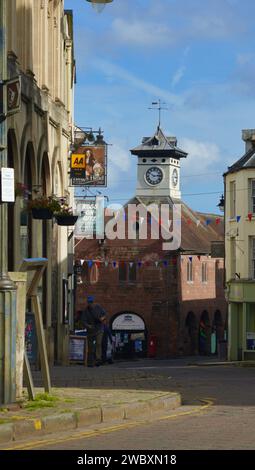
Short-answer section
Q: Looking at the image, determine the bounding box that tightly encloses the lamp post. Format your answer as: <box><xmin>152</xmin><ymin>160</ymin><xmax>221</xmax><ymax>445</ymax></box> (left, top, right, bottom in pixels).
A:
<box><xmin>0</xmin><ymin>0</ymin><xmax>17</xmax><ymax>405</ymax></box>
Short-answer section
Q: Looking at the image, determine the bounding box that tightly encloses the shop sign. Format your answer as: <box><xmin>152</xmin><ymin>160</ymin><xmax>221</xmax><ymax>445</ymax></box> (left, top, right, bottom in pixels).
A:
<box><xmin>112</xmin><ymin>313</ymin><xmax>145</xmax><ymax>331</ymax></box>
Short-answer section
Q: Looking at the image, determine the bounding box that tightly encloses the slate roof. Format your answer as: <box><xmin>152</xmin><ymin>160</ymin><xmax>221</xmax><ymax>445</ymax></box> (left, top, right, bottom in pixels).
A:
<box><xmin>130</xmin><ymin>126</ymin><xmax>187</xmax><ymax>159</ymax></box>
<box><xmin>225</xmin><ymin>146</ymin><xmax>255</xmax><ymax>175</ymax></box>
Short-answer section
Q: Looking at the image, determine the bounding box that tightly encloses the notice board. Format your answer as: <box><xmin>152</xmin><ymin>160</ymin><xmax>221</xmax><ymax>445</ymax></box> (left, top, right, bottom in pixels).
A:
<box><xmin>69</xmin><ymin>335</ymin><xmax>87</xmax><ymax>365</ymax></box>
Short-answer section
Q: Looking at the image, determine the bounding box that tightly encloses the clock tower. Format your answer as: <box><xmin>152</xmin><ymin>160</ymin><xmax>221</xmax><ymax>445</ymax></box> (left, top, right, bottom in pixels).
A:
<box><xmin>130</xmin><ymin>126</ymin><xmax>187</xmax><ymax>200</ymax></box>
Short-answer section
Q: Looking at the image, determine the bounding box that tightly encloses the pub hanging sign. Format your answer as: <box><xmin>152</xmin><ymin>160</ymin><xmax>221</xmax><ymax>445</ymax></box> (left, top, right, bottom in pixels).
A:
<box><xmin>70</xmin><ymin>145</ymin><xmax>107</xmax><ymax>187</ymax></box>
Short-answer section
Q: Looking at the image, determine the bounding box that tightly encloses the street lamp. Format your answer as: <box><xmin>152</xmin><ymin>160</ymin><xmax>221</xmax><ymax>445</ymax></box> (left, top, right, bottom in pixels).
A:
<box><xmin>86</xmin><ymin>0</ymin><xmax>113</xmax><ymax>13</ymax></box>
<box><xmin>217</xmin><ymin>194</ymin><xmax>225</xmax><ymax>212</ymax></box>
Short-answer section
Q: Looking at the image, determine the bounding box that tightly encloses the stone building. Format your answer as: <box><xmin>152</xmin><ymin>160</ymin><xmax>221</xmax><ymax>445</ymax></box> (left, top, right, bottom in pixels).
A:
<box><xmin>75</xmin><ymin>127</ymin><xmax>227</xmax><ymax>358</ymax></box>
<box><xmin>6</xmin><ymin>0</ymin><xmax>75</xmax><ymax>363</ymax></box>
<box><xmin>225</xmin><ymin>129</ymin><xmax>255</xmax><ymax>361</ymax></box>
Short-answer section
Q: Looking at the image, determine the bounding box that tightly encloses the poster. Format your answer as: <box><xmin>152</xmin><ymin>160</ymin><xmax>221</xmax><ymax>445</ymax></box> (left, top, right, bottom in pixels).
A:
<box><xmin>69</xmin><ymin>336</ymin><xmax>86</xmax><ymax>362</ymax></box>
<box><xmin>75</xmin><ymin>198</ymin><xmax>104</xmax><ymax>238</ymax></box>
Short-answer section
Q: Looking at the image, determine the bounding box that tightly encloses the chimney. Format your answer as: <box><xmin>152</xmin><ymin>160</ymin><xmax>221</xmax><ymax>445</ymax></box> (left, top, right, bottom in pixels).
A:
<box><xmin>242</xmin><ymin>129</ymin><xmax>255</xmax><ymax>153</ymax></box>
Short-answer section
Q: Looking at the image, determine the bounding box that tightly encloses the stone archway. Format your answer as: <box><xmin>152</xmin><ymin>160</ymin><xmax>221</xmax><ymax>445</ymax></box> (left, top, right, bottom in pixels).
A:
<box><xmin>7</xmin><ymin>129</ymin><xmax>19</xmax><ymax>270</ymax></box>
<box><xmin>199</xmin><ymin>310</ymin><xmax>211</xmax><ymax>355</ymax></box>
<box><xmin>212</xmin><ymin>310</ymin><xmax>224</xmax><ymax>354</ymax></box>
<box><xmin>185</xmin><ymin>312</ymin><xmax>198</xmax><ymax>356</ymax></box>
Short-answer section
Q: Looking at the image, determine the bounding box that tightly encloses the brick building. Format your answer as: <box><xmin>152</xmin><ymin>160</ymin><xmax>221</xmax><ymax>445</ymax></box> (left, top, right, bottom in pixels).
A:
<box><xmin>74</xmin><ymin>127</ymin><xmax>227</xmax><ymax>358</ymax></box>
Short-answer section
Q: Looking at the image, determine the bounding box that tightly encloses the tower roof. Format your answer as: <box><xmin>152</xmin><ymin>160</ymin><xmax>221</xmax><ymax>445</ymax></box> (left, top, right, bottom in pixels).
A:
<box><xmin>130</xmin><ymin>126</ymin><xmax>188</xmax><ymax>159</ymax></box>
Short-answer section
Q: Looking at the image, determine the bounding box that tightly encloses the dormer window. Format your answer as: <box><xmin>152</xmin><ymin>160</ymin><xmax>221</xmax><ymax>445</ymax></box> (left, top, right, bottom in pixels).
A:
<box><xmin>151</xmin><ymin>136</ymin><xmax>159</xmax><ymax>146</ymax></box>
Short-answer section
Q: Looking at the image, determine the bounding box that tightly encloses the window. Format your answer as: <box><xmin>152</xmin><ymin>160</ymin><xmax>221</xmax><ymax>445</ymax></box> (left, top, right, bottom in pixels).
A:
<box><xmin>230</xmin><ymin>181</ymin><xmax>236</xmax><ymax>218</ymax></box>
<box><xmin>249</xmin><ymin>179</ymin><xmax>255</xmax><ymax>214</ymax></box>
<box><xmin>119</xmin><ymin>263</ymin><xmax>137</xmax><ymax>283</ymax></box>
<box><xmin>187</xmin><ymin>260</ymin><xmax>193</xmax><ymax>282</ymax></box>
<box><xmin>250</xmin><ymin>237</ymin><xmax>255</xmax><ymax>280</ymax></box>
<box><xmin>230</xmin><ymin>238</ymin><xmax>236</xmax><ymax>279</ymax></box>
<box><xmin>119</xmin><ymin>263</ymin><xmax>127</xmax><ymax>282</ymax></box>
<box><xmin>202</xmin><ymin>262</ymin><xmax>207</xmax><ymax>283</ymax></box>
<box><xmin>128</xmin><ymin>263</ymin><xmax>137</xmax><ymax>282</ymax></box>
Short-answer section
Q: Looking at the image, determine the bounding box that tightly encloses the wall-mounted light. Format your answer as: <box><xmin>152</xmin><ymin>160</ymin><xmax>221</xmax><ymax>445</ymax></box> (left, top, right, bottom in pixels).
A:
<box><xmin>86</xmin><ymin>0</ymin><xmax>113</xmax><ymax>13</ymax></box>
<box><xmin>217</xmin><ymin>194</ymin><xmax>224</xmax><ymax>212</ymax></box>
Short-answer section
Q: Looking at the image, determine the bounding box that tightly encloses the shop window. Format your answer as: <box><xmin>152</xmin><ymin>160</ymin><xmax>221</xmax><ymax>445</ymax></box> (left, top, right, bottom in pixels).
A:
<box><xmin>246</xmin><ymin>304</ymin><xmax>255</xmax><ymax>350</ymax></box>
<box><xmin>250</xmin><ymin>237</ymin><xmax>255</xmax><ymax>279</ymax></box>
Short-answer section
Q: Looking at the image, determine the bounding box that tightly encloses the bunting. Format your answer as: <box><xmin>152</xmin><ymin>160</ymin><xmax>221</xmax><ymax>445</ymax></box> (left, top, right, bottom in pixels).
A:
<box><xmin>248</xmin><ymin>213</ymin><xmax>253</xmax><ymax>221</ymax></box>
<box><xmin>236</xmin><ymin>215</ymin><xmax>241</xmax><ymax>223</ymax></box>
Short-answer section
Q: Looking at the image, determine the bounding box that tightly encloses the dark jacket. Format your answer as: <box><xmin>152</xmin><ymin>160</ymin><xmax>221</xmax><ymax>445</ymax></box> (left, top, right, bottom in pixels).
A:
<box><xmin>81</xmin><ymin>304</ymin><xmax>105</xmax><ymax>335</ymax></box>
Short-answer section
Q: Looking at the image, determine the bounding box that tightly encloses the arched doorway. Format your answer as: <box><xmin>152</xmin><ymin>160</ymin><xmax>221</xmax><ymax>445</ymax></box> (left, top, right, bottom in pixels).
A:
<box><xmin>199</xmin><ymin>311</ymin><xmax>211</xmax><ymax>355</ymax></box>
<box><xmin>39</xmin><ymin>152</ymin><xmax>51</xmax><ymax>326</ymax></box>
<box><xmin>185</xmin><ymin>312</ymin><xmax>198</xmax><ymax>355</ymax></box>
<box><xmin>211</xmin><ymin>310</ymin><xmax>223</xmax><ymax>354</ymax></box>
<box><xmin>20</xmin><ymin>143</ymin><xmax>34</xmax><ymax>261</ymax></box>
<box><xmin>7</xmin><ymin>130</ymin><xmax>18</xmax><ymax>271</ymax></box>
<box><xmin>111</xmin><ymin>312</ymin><xmax>147</xmax><ymax>359</ymax></box>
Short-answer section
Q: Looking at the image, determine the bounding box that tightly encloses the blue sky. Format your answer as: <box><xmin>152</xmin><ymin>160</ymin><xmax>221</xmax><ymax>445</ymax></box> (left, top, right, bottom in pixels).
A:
<box><xmin>65</xmin><ymin>0</ymin><xmax>255</xmax><ymax>213</ymax></box>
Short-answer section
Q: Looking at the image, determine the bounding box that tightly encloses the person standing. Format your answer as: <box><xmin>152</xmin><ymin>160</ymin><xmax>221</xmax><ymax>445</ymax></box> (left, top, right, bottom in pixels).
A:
<box><xmin>81</xmin><ymin>296</ymin><xmax>106</xmax><ymax>367</ymax></box>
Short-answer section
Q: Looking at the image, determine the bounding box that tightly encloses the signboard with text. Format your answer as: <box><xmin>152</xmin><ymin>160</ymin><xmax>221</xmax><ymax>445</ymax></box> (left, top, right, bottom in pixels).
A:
<box><xmin>75</xmin><ymin>198</ymin><xmax>104</xmax><ymax>238</ymax></box>
<box><xmin>70</xmin><ymin>145</ymin><xmax>107</xmax><ymax>187</ymax></box>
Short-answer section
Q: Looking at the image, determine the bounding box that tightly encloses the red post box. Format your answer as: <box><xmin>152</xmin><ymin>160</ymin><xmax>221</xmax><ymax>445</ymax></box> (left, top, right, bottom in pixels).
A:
<box><xmin>148</xmin><ymin>335</ymin><xmax>157</xmax><ymax>358</ymax></box>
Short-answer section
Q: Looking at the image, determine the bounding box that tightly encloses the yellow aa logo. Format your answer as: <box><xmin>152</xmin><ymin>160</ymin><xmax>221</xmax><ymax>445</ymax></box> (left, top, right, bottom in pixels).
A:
<box><xmin>71</xmin><ymin>154</ymin><xmax>85</xmax><ymax>169</ymax></box>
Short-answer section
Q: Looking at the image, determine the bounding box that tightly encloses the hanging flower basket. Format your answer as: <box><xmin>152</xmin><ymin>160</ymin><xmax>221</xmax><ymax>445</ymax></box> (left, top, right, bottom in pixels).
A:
<box><xmin>55</xmin><ymin>214</ymin><xmax>78</xmax><ymax>226</ymax></box>
<box><xmin>31</xmin><ymin>208</ymin><xmax>53</xmax><ymax>220</ymax></box>
<box><xmin>28</xmin><ymin>196</ymin><xmax>61</xmax><ymax>220</ymax></box>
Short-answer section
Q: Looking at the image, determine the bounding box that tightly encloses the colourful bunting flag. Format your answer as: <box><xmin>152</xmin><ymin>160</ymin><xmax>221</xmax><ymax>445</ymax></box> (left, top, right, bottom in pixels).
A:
<box><xmin>88</xmin><ymin>260</ymin><xmax>93</xmax><ymax>268</ymax></box>
<box><xmin>163</xmin><ymin>260</ymin><xmax>168</xmax><ymax>267</ymax></box>
<box><xmin>189</xmin><ymin>256</ymin><xmax>193</xmax><ymax>262</ymax></box>
<box><xmin>197</xmin><ymin>255</ymin><xmax>201</xmax><ymax>261</ymax></box>
<box><xmin>129</xmin><ymin>262</ymin><xmax>134</xmax><ymax>268</ymax></box>
<box><xmin>187</xmin><ymin>219</ymin><xmax>192</xmax><ymax>225</ymax></box>
<box><xmin>196</xmin><ymin>220</ymin><xmax>201</xmax><ymax>227</ymax></box>
<box><xmin>236</xmin><ymin>215</ymin><xmax>241</xmax><ymax>223</ymax></box>
<box><xmin>104</xmin><ymin>261</ymin><xmax>109</xmax><ymax>267</ymax></box>
<box><xmin>215</xmin><ymin>218</ymin><xmax>221</xmax><ymax>225</ymax></box>
<box><xmin>138</xmin><ymin>261</ymin><xmax>142</xmax><ymax>268</ymax></box>
<box><xmin>155</xmin><ymin>261</ymin><xmax>159</xmax><ymax>267</ymax></box>
<box><xmin>248</xmin><ymin>213</ymin><xmax>253</xmax><ymax>221</ymax></box>
<box><xmin>112</xmin><ymin>261</ymin><xmax>117</xmax><ymax>268</ymax></box>
<box><xmin>172</xmin><ymin>257</ymin><xmax>177</xmax><ymax>265</ymax></box>
<box><xmin>205</xmin><ymin>219</ymin><xmax>211</xmax><ymax>225</ymax></box>
<box><xmin>95</xmin><ymin>261</ymin><xmax>101</xmax><ymax>267</ymax></box>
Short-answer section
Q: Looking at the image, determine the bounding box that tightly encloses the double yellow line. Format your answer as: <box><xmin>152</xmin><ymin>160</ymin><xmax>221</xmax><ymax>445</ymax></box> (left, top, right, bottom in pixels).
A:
<box><xmin>3</xmin><ymin>398</ymin><xmax>214</xmax><ymax>450</ymax></box>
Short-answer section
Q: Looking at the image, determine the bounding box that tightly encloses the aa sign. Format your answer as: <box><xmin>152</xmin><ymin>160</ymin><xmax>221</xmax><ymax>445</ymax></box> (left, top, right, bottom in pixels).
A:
<box><xmin>71</xmin><ymin>154</ymin><xmax>86</xmax><ymax>169</ymax></box>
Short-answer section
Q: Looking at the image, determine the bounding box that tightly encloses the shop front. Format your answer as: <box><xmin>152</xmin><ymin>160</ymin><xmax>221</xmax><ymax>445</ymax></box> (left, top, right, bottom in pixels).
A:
<box><xmin>228</xmin><ymin>281</ymin><xmax>255</xmax><ymax>361</ymax></box>
<box><xmin>111</xmin><ymin>312</ymin><xmax>147</xmax><ymax>359</ymax></box>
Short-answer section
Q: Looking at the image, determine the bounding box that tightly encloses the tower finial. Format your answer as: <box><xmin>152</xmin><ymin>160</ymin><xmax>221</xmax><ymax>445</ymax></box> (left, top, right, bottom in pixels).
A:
<box><xmin>148</xmin><ymin>99</ymin><xmax>168</xmax><ymax>128</ymax></box>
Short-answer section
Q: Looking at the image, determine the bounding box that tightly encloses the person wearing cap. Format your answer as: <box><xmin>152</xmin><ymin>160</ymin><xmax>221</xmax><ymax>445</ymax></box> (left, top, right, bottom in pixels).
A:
<box><xmin>81</xmin><ymin>296</ymin><xmax>106</xmax><ymax>367</ymax></box>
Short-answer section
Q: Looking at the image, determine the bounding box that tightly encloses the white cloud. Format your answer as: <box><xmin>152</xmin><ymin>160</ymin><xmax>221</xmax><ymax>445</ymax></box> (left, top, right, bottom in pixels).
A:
<box><xmin>171</xmin><ymin>66</ymin><xmax>186</xmax><ymax>87</ymax></box>
<box><xmin>179</xmin><ymin>138</ymin><xmax>221</xmax><ymax>174</ymax></box>
<box><xmin>93</xmin><ymin>59</ymin><xmax>183</xmax><ymax>107</ymax></box>
<box><xmin>237</xmin><ymin>53</ymin><xmax>255</xmax><ymax>65</ymax></box>
<box><xmin>111</xmin><ymin>18</ymin><xmax>174</xmax><ymax>47</ymax></box>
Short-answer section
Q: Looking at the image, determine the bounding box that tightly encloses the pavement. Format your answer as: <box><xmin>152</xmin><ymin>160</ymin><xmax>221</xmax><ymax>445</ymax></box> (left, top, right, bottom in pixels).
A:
<box><xmin>0</xmin><ymin>359</ymin><xmax>183</xmax><ymax>446</ymax></box>
<box><xmin>1</xmin><ymin>356</ymin><xmax>255</xmax><ymax>450</ymax></box>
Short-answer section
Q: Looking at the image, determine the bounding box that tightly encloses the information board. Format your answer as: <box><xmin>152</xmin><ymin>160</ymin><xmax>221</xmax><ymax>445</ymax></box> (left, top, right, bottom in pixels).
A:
<box><xmin>69</xmin><ymin>335</ymin><xmax>87</xmax><ymax>364</ymax></box>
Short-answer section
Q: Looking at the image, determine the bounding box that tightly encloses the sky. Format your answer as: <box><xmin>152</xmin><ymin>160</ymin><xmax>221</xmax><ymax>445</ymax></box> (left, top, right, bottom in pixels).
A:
<box><xmin>65</xmin><ymin>0</ymin><xmax>255</xmax><ymax>214</ymax></box>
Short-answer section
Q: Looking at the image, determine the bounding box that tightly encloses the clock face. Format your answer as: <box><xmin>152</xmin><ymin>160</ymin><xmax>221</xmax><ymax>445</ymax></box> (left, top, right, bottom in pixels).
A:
<box><xmin>172</xmin><ymin>168</ymin><xmax>178</xmax><ymax>187</ymax></box>
<box><xmin>145</xmin><ymin>167</ymin><xmax>163</xmax><ymax>186</ymax></box>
